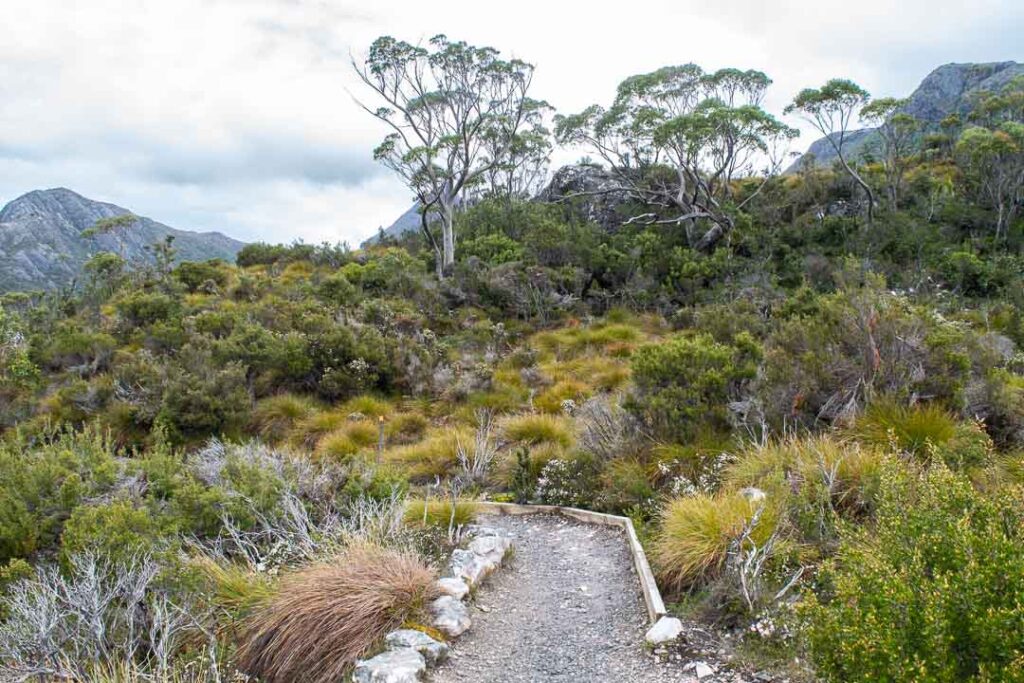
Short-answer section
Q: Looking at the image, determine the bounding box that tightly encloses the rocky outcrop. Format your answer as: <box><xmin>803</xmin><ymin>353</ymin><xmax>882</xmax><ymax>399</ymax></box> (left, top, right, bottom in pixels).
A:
<box><xmin>791</xmin><ymin>61</ymin><xmax>1024</xmax><ymax>170</ymax></box>
<box><xmin>0</xmin><ymin>188</ymin><xmax>244</xmax><ymax>292</ymax></box>
<box><xmin>536</xmin><ymin>164</ymin><xmax>636</xmax><ymax>231</ymax></box>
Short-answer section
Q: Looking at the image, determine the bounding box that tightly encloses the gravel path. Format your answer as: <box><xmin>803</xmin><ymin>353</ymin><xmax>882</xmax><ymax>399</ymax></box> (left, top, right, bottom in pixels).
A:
<box><xmin>430</xmin><ymin>513</ymin><xmax>687</xmax><ymax>683</ymax></box>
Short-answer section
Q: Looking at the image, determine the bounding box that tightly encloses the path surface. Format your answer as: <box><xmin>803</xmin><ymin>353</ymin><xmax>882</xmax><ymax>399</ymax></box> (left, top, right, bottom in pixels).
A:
<box><xmin>430</xmin><ymin>513</ymin><xmax>687</xmax><ymax>683</ymax></box>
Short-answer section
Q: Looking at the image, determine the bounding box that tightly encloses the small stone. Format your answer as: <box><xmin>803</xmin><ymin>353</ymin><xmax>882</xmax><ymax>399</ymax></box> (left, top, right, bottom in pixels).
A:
<box><xmin>352</xmin><ymin>648</ymin><xmax>425</xmax><ymax>683</ymax></box>
<box><xmin>690</xmin><ymin>661</ymin><xmax>715</xmax><ymax>679</ymax></box>
<box><xmin>436</xmin><ymin>577</ymin><xmax>469</xmax><ymax>600</ymax></box>
<box><xmin>739</xmin><ymin>486</ymin><xmax>767</xmax><ymax>503</ymax></box>
<box><xmin>430</xmin><ymin>595</ymin><xmax>472</xmax><ymax>638</ymax></box>
<box><xmin>645</xmin><ymin>616</ymin><xmax>684</xmax><ymax>645</ymax></box>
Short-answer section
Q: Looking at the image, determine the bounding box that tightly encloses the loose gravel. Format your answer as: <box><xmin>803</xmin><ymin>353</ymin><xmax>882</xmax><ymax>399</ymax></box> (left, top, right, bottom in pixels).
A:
<box><xmin>430</xmin><ymin>513</ymin><xmax>688</xmax><ymax>683</ymax></box>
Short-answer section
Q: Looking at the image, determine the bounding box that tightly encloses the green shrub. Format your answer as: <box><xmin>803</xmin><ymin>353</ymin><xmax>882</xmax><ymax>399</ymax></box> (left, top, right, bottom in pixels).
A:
<box><xmin>535</xmin><ymin>455</ymin><xmax>600</xmax><ymax>508</ymax></box>
<box><xmin>800</xmin><ymin>464</ymin><xmax>1024</xmax><ymax>681</ymax></box>
<box><xmin>0</xmin><ymin>427</ymin><xmax>120</xmax><ymax>564</ymax></box>
<box><xmin>628</xmin><ymin>332</ymin><xmax>760</xmax><ymax>441</ymax></box>
<box><xmin>60</xmin><ymin>500</ymin><xmax>163</xmax><ymax>564</ymax></box>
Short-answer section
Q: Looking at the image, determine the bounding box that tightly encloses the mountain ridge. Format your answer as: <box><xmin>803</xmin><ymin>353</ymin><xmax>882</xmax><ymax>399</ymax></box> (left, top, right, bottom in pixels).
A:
<box><xmin>791</xmin><ymin>60</ymin><xmax>1024</xmax><ymax>170</ymax></box>
<box><xmin>0</xmin><ymin>188</ymin><xmax>245</xmax><ymax>292</ymax></box>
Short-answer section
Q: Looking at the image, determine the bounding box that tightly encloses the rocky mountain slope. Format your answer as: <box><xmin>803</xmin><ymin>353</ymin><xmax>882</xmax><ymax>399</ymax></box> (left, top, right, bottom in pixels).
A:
<box><xmin>792</xmin><ymin>61</ymin><xmax>1024</xmax><ymax>169</ymax></box>
<box><xmin>0</xmin><ymin>188</ymin><xmax>244</xmax><ymax>292</ymax></box>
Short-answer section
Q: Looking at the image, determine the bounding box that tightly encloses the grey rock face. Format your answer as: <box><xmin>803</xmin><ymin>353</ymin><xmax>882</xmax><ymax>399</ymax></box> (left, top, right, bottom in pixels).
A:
<box><xmin>0</xmin><ymin>188</ymin><xmax>244</xmax><ymax>292</ymax></box>
<box><xmin>536</xmin><ymin>164</ymin><xmax>635</xmax><ymax>231</ymax></box>
<box><xmin>352</xmin><ymin>648</ymin><xmax>426</xmax><ymax>683</ymax></box>
<box><xmin>791</xmin><ymin>61</ymin><xmax>1024</xmax><ymax>170</ymax></box>
<box><xmin>385</xmin><ymin>629</ymin><xmax>449</xmax><ymax>666</ymax></box>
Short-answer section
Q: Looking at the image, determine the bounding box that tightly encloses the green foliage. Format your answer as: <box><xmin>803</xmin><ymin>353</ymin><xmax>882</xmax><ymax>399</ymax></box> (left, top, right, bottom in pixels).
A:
<box><xmin>628</xmin><ymin>332</ymin><xmax>759</xmax><ymax>441</ymax></box>
<box><xmin>801</xmin><ymin>464</ymin><xmax>1024</xmax><ymax>682</ymax></box>
<box><xmin>0</xmin><ymin>427</ymin><xmax>119</xmax><ymax>564</ymax></box>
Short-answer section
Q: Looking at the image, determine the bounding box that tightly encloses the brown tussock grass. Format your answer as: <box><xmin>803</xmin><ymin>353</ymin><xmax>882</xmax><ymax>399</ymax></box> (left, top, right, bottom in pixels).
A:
<box><xmin>235</xmin><ymin>543</ymin><xmax>439</xmax><ymax>683</ymax></box>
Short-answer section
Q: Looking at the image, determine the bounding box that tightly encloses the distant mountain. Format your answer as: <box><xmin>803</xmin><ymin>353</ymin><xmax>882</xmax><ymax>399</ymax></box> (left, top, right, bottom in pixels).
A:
<box><xmin>0</xmin><ymin>188</ymin><xmax>244</xmax><ymax>292</ymax></box>
<box><xmin>791</xmin><ymin>61</ymin><xmax>1024</xmax><ymax>170</ymax></box>
<box><xmin>361</xmin><ymin>202</ymin><xmax>433</xmax><ymax>248</ymax></box>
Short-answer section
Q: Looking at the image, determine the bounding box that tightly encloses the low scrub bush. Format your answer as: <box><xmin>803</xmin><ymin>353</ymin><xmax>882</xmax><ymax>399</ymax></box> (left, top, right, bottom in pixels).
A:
<box><xmin>236</xmin><ymin>543</ymin><xmax>438</xmax><ymax>682</ymax></box>
<box><xmin>800</xmin><ymin>464</ymin><xmax>1024</xmax><ymax>681</ymax></box>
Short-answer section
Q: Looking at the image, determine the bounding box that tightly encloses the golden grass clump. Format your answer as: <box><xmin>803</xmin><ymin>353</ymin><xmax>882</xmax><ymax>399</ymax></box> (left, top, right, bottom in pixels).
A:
<box><xmin>251</xmin><ymin>394</ymin><xmax>320</xmax><ymax>444</ymax></box>
<box><xmin>314</xmin><ymin>421</ymin><xmax>379</xmax><ymax>462</ymax></box>
<box><xmin>404</xmin><ymin>498</ymin><xmax>479</xmax><ymax>528</ymax></box>
<box><xmin>385</xmin><ymin>428</ymin><xmax>472</xmax><ymax>481</ymax></box>
<box><xmin>534</xmin><ymin>379</ymin><xmax>592</xmax><ymax>414</ymax></box>
<box><xmin>236</xmin><ymin>544</ymin><xmax>438</xmax><ymax>683</ymax></box>
<box><xmin>501</xmin><ymin>413</ymin><xmax>573</xmax><ymax>448</ymax></box>
<box><xmin>341</xmin><ymin>395</ymin><xmax>393</xmax><ymax>418</ymax></box>
<box><xmin>851</xmin><ymin>399</ymin><xmax>958</xmax><ymax>457</ymax></box>
<box><xmin>652</xmin><ymin>493</ymin><xmax>779</xmax><ymax>594</ymax></box>
<box><xmin>726</xmin><ymin>435</ymin><xmax>885</xmax><ymax>515</ymax></box>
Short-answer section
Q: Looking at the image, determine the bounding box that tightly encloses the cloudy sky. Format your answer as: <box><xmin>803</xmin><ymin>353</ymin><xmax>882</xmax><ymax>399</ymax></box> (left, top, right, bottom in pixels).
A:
<box><xmin>2</xmin><ymin>0</ymin><xmax>1022</xmax><ymax>246</ymax></box>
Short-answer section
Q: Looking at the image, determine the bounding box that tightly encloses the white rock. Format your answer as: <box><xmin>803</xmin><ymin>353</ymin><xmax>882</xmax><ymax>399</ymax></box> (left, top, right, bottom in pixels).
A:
<box><xmin>468</xmin><ymin>535</ymin><xmax>510</xmax><ymax>565</ymax></box>
<box><xmin>683</xmin><ymin>660</ymin><xmax>716</xmax><ymax>679</ymax></box>
<box><xmin>352</xmin><ymin>648</ymin><xmax>425</xmax><ymax>683</ymax></box>
<box><xmin>436</xmin><ymin>577</ymin><xmax>469</xmax><ymax>600</ymax></box>
<box><xmin>739</xmin><ymin>487</ymin><xmax>766</xmax><ymax>504</ymax></box>
<box><xmin>446</xmin><ymin>549</ymin><xmax>498</xmax><ymax>586</ymax></box>
<box><xmin>384</xmin><ymin>629</ymin><xmax>449</xmax><ymax>666</ymax></box>
<box><xmin>430</xmin><ymin>595</ymin><xmax>472</xmax><ymax>638</ymax></box>
<box><xmin>694</xmin><ymin>661</ymin><xmax>715</xmax><ymax>679</ymax></box>
<box><xmin>645</xmin><ymin>616</ymin><xmax>684</xmax><ymax>645</ymax></box>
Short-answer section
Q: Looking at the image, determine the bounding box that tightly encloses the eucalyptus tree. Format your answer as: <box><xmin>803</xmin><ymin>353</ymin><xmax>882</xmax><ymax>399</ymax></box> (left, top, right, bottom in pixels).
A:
<box><xmin>556</xmin><ymin>64</ymin><xmax>796</xmax><ymax>251</ymax></box>
<box><xmin>785</xmin><ymin>79</ymin><xmax>876</xmax><ymax>222</ymax></box>
<box><xmin>477</xmin><ymin>97</ymin><xmax>553</xmax><ymax>205</ymax></box>
<box><xmin>956</xmin><ymin>122</ymin><xmax>1024</xmax><ymax>239</ymax></box>
<box><xmin>861</xmin><ymin>97</ymin><xmax>918</xmax><ymax>210</ymax></box>
<box><xmin>353</xmin><ymin>35</ymin><xmax>538</xmax><ymax>277</ymax></box>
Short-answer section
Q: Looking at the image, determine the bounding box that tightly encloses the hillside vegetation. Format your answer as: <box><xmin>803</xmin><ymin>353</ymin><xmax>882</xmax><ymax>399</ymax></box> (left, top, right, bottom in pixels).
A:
<box><xmin>1</xmin><ymin>60</ymin><xmax>1023</xmax><ymax>681</ymax></box>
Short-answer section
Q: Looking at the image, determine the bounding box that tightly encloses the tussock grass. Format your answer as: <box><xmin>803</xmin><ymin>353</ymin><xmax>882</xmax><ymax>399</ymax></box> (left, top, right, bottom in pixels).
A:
<box><xmin>385</xmin><ymin>412</ymin><xmax>429</xmax><ymax>445</ymax></box>
<box><xmin>193</xmin><ymin>555</ymin><xmax>274</xmax><ymax>620</ymax></box>
<box><xmin>726</xmin><ymin>436</ymin><xmax>885</xmax><ymax>515</ymax></box>
<box><xmin>404</xmin><ymin>498</ymin><xmax>479</xmax><ymax>528</ymax></box>
<box><xmin>314</xmin><ymin>422</ymin><xmax>379</xmax><ymax>462</ymax></box>
<box><xmin>251</xmin><ymin>394</ymin><xmax>320</xmax><ymax>443</ymax></box>
<box><xmin>531</xmin><ymin>322</ymin><xmax>644</xmax><ymax>360</ymax></box>
<box><xmin>501</xmin><ymin>413</ymin><xmax>573</xmax><ymax>447</ymax></box>
<box><xmin>851</xmin><ymin>400</ymin><xmax>958</xmax><ymax>457</ymax></box>
<box><xmin>290</xmin><ymin>409</ymin><xmax>351</xmax><ymax>449</ymax></box>
<box><xmin>236</xmin><ymin>543</ymin><xmax>438</xmax><ymax>683</ymax></box>
<box><xmin>385</xmin><ymin>428</ymin><xmax>473</xmax><ymax>481</ymax></box>
<box><xmin>653</xmin><ymin>493</ymin><xmax>780</xmax><ymax>594</ymax></box>
<box><xmin>341</xmin><ymin>395</ymin><xmax>393</xmax><ymax>418</ymax></box>
<box><xmin>534</xmin><ymin>379</ymin><xmax>592</xmax><ymax>413</ymax></box>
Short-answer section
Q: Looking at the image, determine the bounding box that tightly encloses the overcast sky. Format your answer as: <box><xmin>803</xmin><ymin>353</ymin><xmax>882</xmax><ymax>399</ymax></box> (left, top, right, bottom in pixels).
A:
<box><xmin>1</xmin><ymin>0</ymin><xmax>1022</xmax><ymax>246</ymax></box>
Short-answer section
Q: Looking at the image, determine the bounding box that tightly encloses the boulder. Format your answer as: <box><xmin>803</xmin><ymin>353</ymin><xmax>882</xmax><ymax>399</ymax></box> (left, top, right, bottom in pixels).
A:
<box><xmin>468</xmin><ymin>534</ymin><xmax>510</xmax><ymax>565</ymax></box>
<box><xmin>445</xmin><ymin>548</ymin><xmax>495</xmax><ymax>586</ymax></box>
<box><xmin>430</xmin><ymin>595</ymin><xmax>472</xmax><ymax>638</ymax></box>
<box><xmin>645</xmin><ymin>616</ymin><xmax>684</xmax><ymax>645</ymax></box>
<box><xmin>385</xmin><ymin>629</ymin><xmax>449</xmax><ymax>666</ymax></box>
<box><xmin>437</xmin><ymin>577</ymin><xmax>470</xmax><ymax>600</ymax></box>
<box><xmin>352</xmin><ymin>648</ymin><xmax>426</xmax><ymax>683</ymax></box>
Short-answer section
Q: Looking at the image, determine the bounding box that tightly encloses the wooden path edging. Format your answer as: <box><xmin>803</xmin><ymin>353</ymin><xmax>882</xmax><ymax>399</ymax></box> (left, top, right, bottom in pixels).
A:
<box><xmin>473</xmin><ymin>501</ymin><xmax>667</xmax><ymax>624</ymax></box>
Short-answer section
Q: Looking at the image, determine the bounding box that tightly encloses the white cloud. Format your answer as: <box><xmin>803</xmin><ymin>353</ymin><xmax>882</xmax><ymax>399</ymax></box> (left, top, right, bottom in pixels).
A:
<box><xmin>0</xmin><ymin>0</ymin><xmax>1021</xmax><ymax>245</ymax></box>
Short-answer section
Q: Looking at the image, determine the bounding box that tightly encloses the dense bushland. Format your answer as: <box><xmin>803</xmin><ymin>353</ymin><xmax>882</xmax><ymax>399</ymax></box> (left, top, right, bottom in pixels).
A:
<box><xmin>1</xmin><ymin>69</ymin><xmax>1023</xmax><ymax>683</ymax></box>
